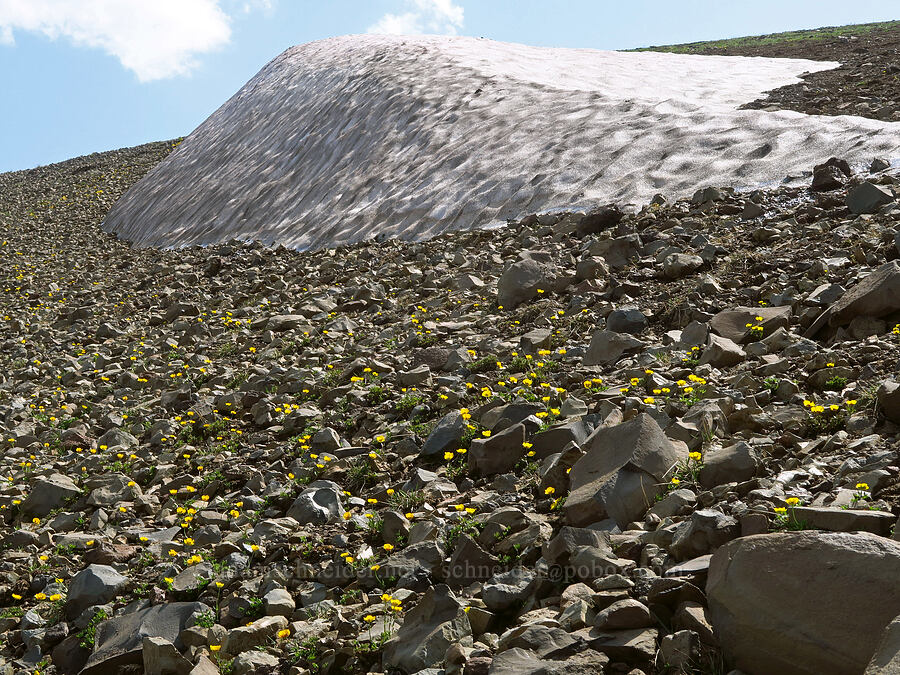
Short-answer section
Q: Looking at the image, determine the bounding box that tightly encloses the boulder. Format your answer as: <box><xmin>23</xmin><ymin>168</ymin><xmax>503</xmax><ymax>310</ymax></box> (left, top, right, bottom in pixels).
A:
<box><xmin>564</xmin><ymin>414</ymin><xmax>686</xmax><ymax>528</ymax></box>
<box><xmin>80</xmin><ymin>602</ymin><xmax>209</xmax><ymax>674</ymax></box>
<box><xmin>589</xmin><ymin>235</ymin><xmax>641</xmax><ymax>270</ymax></box>
<box><xmin>669</xmin><ymin>509</ymin><xmax>740</xmax><ymax>561</ymax></box>
<box><xmin>446</xmin><ymin>535</ymin><xmax>499</xmax><ymax>585</ymax></box>
<box><xmin>65</xmin><ymin>564</ymin><xmax>128</xmax><ymax>620</ymax></box>
<box><xmin>847</xmin><ymin>181</ymin><xmax>895</xmax><ymax>214</ymax></box>
<box><xmin>790</xmin><ymin>506</ymin><xmax>896</xmax><ymax>537</ymax></box>
<box><xmin>606</xmin><ymin>307</ymin><xmax>648</xmax><ymax>335</ymax></box>
<box><xmin>829</xmin><ymin>262</ymin><xmax>900</xmax><ymax>327</ymax></box>
<box><xmin>662</xmin><ymin>253</ymin><xmax>704</xmax><ymax>280</ymax></box>
<box><xmin>382</xmin><ymin>584</ymin><xmax>472</xmax><ymax>672</ymax></box>
<box><xmin>698</xmin><ymin>442</ymin><xmax>758</xmax><ymax>488</ymax></box>
<box><xmin>657</xmin><ymin>630</ymin><xmax>701</xmax><ymax>670</ymax></box>
<box><xmin>483</xmin><ymin>568</ymin><xmax>537</xmax><ymax>612</ymax></box>
<box><xmin>709</xmin><ymin>306</ymin><xmax>791</xmax><ymax>344</ymax></box>
<box><xmin>358</xmin><ymin>541</ymin><xmax>445</xmax><ymax>587</ymax></box>
<box><xmin>575</xmin><ymin>205</ymin><xmax>624</xmax><ymax>236</ymax></box>
<box><xmin>593</xmin><ymin>599</ymin><xmax>653</xmax><ymax>629</ymax></box>
<box><xmin>142</xmin><ymin>636</ymin><xmax>193</xmax><ymax>675</ymax></box>
<box><xmin>286</xmin><ymin>480</ymin><xmax>344</xmax><ymax>525</ymax></box>
<box><xmin>468</xmin><ymin>423</ymin><xmax>526</xmax><ymax>475</ymax></box>
<box><xmin>421</xmin><ymin>411</ymin><xmax>466</xmax><ymax>457</ymax></box>
<box><xmin>583</xmin><ymin>330</ymin><xmax>644</xmax><ymax>366</ymax></box>
<box><xmin>866</xmin><ymin>615</ymin><xmax>900</xmax><ymax>675</ymax></box>
<box><xmin>811</xmin><ymin>162</ymin><xmax>848</xmax><ymax>191</ymax></box>
<box><xmin>222</xmin><ymin>615</ymin><xmax>288</xmax><ymax>655</ymax></box>
<box><xmin>21</xmin><ymin>473</ymin><xmax>82</xmax><ymax>517</ymax></box>
<box><xmin>707</xmin><ymin>532</ymin><xmax>900</xmax><ymax>675</ymax></box>
<box><xmin>877</xmin><ymin>380</ymin><xmax>900</xmax><ymax>424</ymax></box>
<box><xmin>233</xmin><ymin>651</ymin><xmax>281</xmax><ymax>674</ymax></box>
<box><xmin>498</xmin><ymin>258</ymin><xmax>552</xmax><ymax>308</ymax></box>
<box><xmin>263</xmin><ymin>587</ymin><xmax>295</xmax><ymax>617</ymax></box>
<box><xmin>698</xmin><ymin>333</ymin><xmax>745</xmax><ymax>368</ymax></box>
<box><xmin>488</xmin><ymin>647</ymin><xmax>609</xmax><ymax>674</ymax></box>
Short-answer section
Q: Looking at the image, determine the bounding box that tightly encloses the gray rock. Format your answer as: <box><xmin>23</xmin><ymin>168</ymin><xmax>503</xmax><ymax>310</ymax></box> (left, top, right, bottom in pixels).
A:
<box><xmin>593</xmin><ymin>599</ymin><xmax>653</xmax><ymax>629</ymax></box>
<box><xmin>446</xmin><ymin>535</ymin><xmax>500</xmax><ymax>585</ymax></box>
<box><xmin>847</xmin><ymin>181</ymin><xmax>895</xmax><ymax>214</ymax></box>
<box><xmin>657</xmin><ymin>630</ymin><xmax>701</xmax><ymax>670</ymax></box>
<box><xmin>233</xmin><ymin>650</ymin><xmax>281</xmax><ymax>674</ymax></box>
<box><xmin>670</xmin><ymin>509</ymin><xmax>740</xmax><ymax>561</ymax></box>
<box><xmin>529</xmin><ymin>419</ymin><xmax>592</xmax><ymax>460</ymax></box>
<box><xmin>21</xmin><ymin>473</ymin><xmax>82</xmax><ymax>517</ymax></box>
<box><xmin>488</xmin><ymin>647</ymin><xmax>609</xmax><ymax>674</ymax></box>
<box><xmin>606</xmin><ymin>307</ymin><xmax>648</xmax><ymax>335</ymax></box>
<box><xmin>65</xmin><ymin>564</ymin><xmax>128</xmax><ymax>620</ymax></box>
<box><xmin>468</xmin><ymin>423</ymin><xmax>526</xmax><ymax>475</ymax></box>
<box><xmin>866</xmin><ymin>614</ymin><xmax>900</xmax><ymax>675</ymax></box>
<box><xmin>286</xmin><ymin>480</ymin><xmax>344</xmax><ymax>525</ymax></box>
<box><xmin>483</xmin><ymin>568</ymin><xmax>537</xmax><ymax>612</ymax></box>
<box><xmin>575</xmin><ymin>256</ymin><xmax>609</xmax><ymax>281</ymax></box>
<box><xmin>790</xmin><ymin>506</ymin><xmax>896</xmax><ymax>537</ymax></box>
<box><xmin>80</xmin><ymin>602</ymin><xmax>209</xmax><ymax>674</ymax></box>
<box><xmin>520</xmin><ymin>328</ymin><xmax>552</xmax><ymax>352</ymax></box>
<box><xmin>142</xmin><ymin>637</ymin><xmax>193</xmax><ymax>675</ymax></box>
<box><xmin>543</xmin><ymin>527</ymin><xmax>613</xmax><ymax>567</ymax></box>
<box><xmin>877</xmin><ymin>380</ymin><xmax>900</xmax><ymax>424</ymax></box>
<box><xmin>498</xmin><ymin>624</ymin><xmax>581</xmax><ymax>658</ymax></box>
<box><xmin>699</xmin><ymin>333</ymin><xmax>745</xmax><ymax>368</ymax></box>
<box><xmin>811</xmin><ymin>163</ymin><xmax>848</xmax><ymax>191</ymax></box>
<box><xmin>707</xmin><ymin>531</ymin><xmax>900</xmax><ymax>675</ymax></box>
<box><xmin>698</xmin><ymin>442</ymin><xmax>758</xmax><ymax>488</ymax></box>
<box><xmin>709</xmin><ymin>306</ymin><xmax>791</xmax><ymax>344</ymax></box>
<box><xmin>576</xmin><ymin>205</ymin><xmax>624</xmax><ymax>236</ymax></box>
<box><xmin>172</xmin><ymin>562</ymin><xmax>213</xmax><ymax>593</ymax></box>
<box><xmin>582</xmin><ymin>626</ymin><xmax>658</xmax><ymax>660</ymax></box>
<box><xmin>589</xmin><ymin>234</ymin><xmax>641</xmax><ymax>270</ymax></box>
<box><xmin>264</xmin><ymin>314</ymin><xmax>308</xmax><ymax>331</ymax></box>
<box><xmin>222</xmin><ymin>615</ymin><xmax>288</xmax><ymax>655</ymax></box>
<box><xmin>398</xmin><ymin>364</ymin><xmax>432</xmax><ymax>387</ymax></box>
<box><xmin>829</xmin><ymin>261</ymin><xmax>900</xmax><ymax>327</ymax></box>
<box><xmin>382</xmin><ymin>584</ymin><xmax>472</xmax><ymax>672</ymax></box>
<box><xmin>358</xmin><ymin>541</ymin><xmax>446</xmax><ymax>587</ymax></box>
<box><xmin>96</xmin><ymin>427</ymin><xmax>139</xmax><ymax>449</ymax></box>
<box><xmin>263</xmin><ymin>587</ymin><xmax>295</xmax><ymax>617</ymax></box>
<box><xmin>663</xmin><ymin>253</ymin><xmax>704</xmax><ymax>280</ymax></box>
<box><xmin>498</xmin><ymin>258</ymin><xmax>552</xmax><ymax>308</ymax></box>
<box><xmin>421</xmin><ymin>411</ymin><xmax>466</xmax><ymax>457</ymax></box>
<box><xmin>583</xmin><ymin>330</ymin><xmax>644</xmax><ymax>366</ymax></box>
<box><xmin>565</xmin><ymin>414</ymin><xmax>686</xmax><ymax>528</ymax></box>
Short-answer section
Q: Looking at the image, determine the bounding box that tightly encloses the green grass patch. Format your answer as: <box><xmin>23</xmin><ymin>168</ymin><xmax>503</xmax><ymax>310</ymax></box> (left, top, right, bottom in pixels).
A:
<box><xmin>628</xmin><ymin>20</ymin><xmax>900</xmax><ymax>54</ymax></box>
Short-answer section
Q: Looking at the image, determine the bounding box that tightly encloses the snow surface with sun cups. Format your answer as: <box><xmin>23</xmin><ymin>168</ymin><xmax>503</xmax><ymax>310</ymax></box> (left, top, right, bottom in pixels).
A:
<box><xmin>102</xmin><ymin>34</ymin><xmax>900</xmax><ymax>250</ymax></box>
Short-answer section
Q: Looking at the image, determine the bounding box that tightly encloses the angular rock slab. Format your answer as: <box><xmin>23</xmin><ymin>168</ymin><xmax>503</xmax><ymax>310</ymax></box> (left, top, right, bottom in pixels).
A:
<box><xmin>709</xmin><ymin>306</ymin><xmax>791</xmax><ymax>344</ymax></box>
<box><xmin>830</xmin><ymin>261</ymin><xmax>900</xmax><ymax>327</ymax></box>
<box><xmin>382</xmin><ymin>584</ymin><xmax>472</xmax><ymax>672</ymax></box>
<box><xmin>80</xmin><ymin>602</ymin><xmax>209</xmax><ymax>674</ymax></box>
<box><xmin>565</xmin><ymin>413</ymin><xmax>686</xmax><ymax>528</ymax></box>
<box><xmin>707</xmin><ymin>531</ymin><xmax>900</xmax><ymax>675</ymax></box>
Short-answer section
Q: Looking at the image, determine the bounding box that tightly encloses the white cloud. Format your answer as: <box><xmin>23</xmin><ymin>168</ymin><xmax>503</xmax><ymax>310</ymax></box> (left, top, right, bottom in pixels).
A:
<box><xmin>0</xmin><ymin>0</ymin><xmax>270</xmax><ymax>81</ymax></box>
<box><xmin>368</xmin><ymin>0</ymin><xmax>464</xmax><ymax>36</ymax></box>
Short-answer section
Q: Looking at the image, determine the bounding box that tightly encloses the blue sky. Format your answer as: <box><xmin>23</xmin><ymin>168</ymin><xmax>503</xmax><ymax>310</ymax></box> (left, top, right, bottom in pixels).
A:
<box><xmin>0</xmin><ymin>0</ymin><xmax>897</xmax><ymax>172</ymax></box>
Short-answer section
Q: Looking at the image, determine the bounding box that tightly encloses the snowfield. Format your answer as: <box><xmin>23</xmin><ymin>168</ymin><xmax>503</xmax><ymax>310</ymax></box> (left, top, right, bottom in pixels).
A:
<box><xmin>103</xmin><ymin>35</ymin><xmax>900</xmax><ymax>250</ymax></box>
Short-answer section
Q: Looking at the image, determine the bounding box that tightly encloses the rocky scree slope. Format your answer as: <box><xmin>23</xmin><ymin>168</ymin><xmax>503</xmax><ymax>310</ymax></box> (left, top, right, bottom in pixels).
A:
<box><xmin>1</xmin><ymin>145</ymin><xmax>900</xmax><ymax>674</ymax></box>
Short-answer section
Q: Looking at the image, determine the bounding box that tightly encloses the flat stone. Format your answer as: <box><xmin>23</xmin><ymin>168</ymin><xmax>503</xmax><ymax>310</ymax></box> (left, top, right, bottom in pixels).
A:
<box><xmin>707</xmin><ymin>531</ymin><xmax>900</xmax><ymax>675</ymax></box>
<box><xmin>791</xmin><ymin>506</ymin><xmax>896</xmax><ymax>537</ymax></box>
